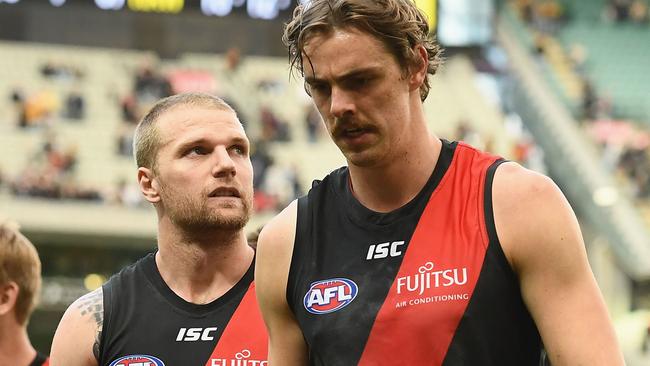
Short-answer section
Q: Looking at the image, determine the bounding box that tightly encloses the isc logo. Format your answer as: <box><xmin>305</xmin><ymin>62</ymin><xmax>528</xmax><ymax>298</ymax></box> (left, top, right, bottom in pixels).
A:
<box><xmin>366</xmin><ymin>241</ymin><xmax>405</xmax><ymax>260</ymax></box>
<box><xmin>176</xmin><ymin>327</ymin><xmax>218</xmax><ymax>342</ymax></box>
<box><xmin>303</xmin><ymin>278</ymin><xmax>358</xmax><ymax>315</ymax></box>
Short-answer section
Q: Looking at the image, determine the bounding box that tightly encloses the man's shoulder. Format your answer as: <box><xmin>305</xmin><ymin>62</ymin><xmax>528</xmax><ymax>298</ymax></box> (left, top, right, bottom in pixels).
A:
<box><xmin>259</xmin><ymin>200</ymin><xmax>299</xmax><ymax>247</ymax></box>
<box><xmin>491</xmin><ymin>161</ymin><xmax>577</xmax><ymax>270</ymax></box>
<box><xmin>492</xmin><ymin>162</ymin><xmax>557</xmax><ymax>205</ymax></box>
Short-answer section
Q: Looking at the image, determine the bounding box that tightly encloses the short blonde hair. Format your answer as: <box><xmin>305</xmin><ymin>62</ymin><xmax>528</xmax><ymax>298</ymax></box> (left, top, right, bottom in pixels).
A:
<box><xmin>0</xmin><ymin>221</ymin><xmax>41</xmax><ymax>325</ymax></box>
<box><xmin>133</xmin><ymin>93</ymin><xmax>236</xmax><ymax>171</ymax></box>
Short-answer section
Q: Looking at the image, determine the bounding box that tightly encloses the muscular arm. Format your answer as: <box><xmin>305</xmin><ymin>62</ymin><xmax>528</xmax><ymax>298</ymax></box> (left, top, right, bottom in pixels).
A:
<box><xmin>255</xmin><ymin>201</ymin><xmax>309</xmax><ymax>365</ymax></box>
<box><xmin>50</xmin><ymin>287</ymin><xmax>103</xmax><ymax>366</ymax></box>
<box><xmin>493</xmin><ymin>162</ymin><xmax>624</xmax><ymax>365</ymax></box>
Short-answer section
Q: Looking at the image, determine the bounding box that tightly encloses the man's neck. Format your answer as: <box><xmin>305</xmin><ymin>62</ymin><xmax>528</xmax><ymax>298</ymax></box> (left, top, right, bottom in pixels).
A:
<box><xmin>0</xmin><ymin>321</ymin><xmax>36</xmax><ymax>366</ymax></box>
<box><xmin>155</xmin><ymin>225</ymin><xmax>254</xmax><ymax>305</ymax></box>
<box><xmin>348</xmin><ymin>128</ymin><xmax>441</xmax><ymax>213</ymax></box>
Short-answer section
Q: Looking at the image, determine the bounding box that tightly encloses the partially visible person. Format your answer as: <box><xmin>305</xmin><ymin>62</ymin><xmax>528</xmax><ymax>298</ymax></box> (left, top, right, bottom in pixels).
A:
<box><xmin>0</xmin><ymin>220</ymin><xmax>49</xmax><ymax>366</ymax></box>
<box><xmin>50</xmin><ymin>93</ymin><xmax>267</xmax><ymax>366</ymax></box>
<box><xmin>255</xmin><ymin>0</ymin><xmax>624</xmax><ymax>365</ymax></box>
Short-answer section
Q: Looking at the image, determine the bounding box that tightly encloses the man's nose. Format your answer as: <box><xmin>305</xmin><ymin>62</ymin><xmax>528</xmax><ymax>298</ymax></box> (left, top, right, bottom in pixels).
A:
<box><xmin>329</xmin><ymin>87</ymin><xmax>355</xmax><ymax>119</ymax></box>
<box><xmin>211</xmin><ymin>147</ymin><xmax>236</xmax><ymax>178</ymax></box>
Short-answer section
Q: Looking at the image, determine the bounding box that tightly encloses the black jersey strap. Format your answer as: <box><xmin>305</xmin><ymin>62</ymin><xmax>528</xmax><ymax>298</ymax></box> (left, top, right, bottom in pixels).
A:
<box><xmin>286</xmin><ymin>195</ymin><xmax>310</xmax><ymax>311</ymax></box>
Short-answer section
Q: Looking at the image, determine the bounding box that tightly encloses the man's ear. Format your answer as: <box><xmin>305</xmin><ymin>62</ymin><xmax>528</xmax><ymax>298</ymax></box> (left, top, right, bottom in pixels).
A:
<box><xmin>0</xmin><ymin>281</ymin><xmax>19</xmax><ymax>317</ymax></box>
<box><xmin>409</xmin><ymin>44</ymin><xmax>429</xmax><ymax>92</ymax></box>
<box><xmin>137</xmin><ymin>167</ymin><xmax>161</xmax><ymax>204</ymax></box>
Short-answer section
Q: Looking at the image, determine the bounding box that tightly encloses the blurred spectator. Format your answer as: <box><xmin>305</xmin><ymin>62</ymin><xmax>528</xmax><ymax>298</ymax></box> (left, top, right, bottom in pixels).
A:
<box><xmin>261</xmin><ymin>163</ymin><xmax>302</xmax><ymax>210</ymax></box>
<box><xmin>532</xmin><ymin>33</ymin><xmax>547</xmax><ymax>61</ymax></box>
<box><xmin>251</xmin><ymin>140</ymin><xmax>273</xmax><ymax>190</ymax></box>
<box><xmin>618</xmin><ymin>143</ymin><xmax>650</xmax><ymax>198</ymax></box>
<box><xmin>533</xmin><ymin>0</ymin><xmax>565</xmax><ymax>34</ymax></box>
<box><xmin>305</xmin><ymin>104</ymin><xmax>323</xmax><ymax>143</ymax></box>
<box><xmin>117</xmin><ymin>124</ymin><xmax>135</xmax><ymax>157</ymax></box>
<box><xmin>120</xmin><ymin>95</ymin><xmax>139</xmax><ymax>124</ymax></box>
<box><xmin>63</xmin><ymin>88</ymin><xmax>85</xmax><ymax>120</ymax></box>
<box><xmin>40</xmin><ymin>60</ymin><xmax>84</xmax><ymax>82</ymax></box>
<box><xmin>10</xmin><ymin>134</ymin><xmax>101</xmax><ymax>202</ymax></box>
<box><xmin>568</xmin><ymin>43</ymin><xmax>588</xmax><ymax>76</ymax></box>
<box><xmin>454</xmin><ymin>120</ymin><xmax>484</xmax><ymax>149</ymax></box>
<box><xmin>22</xmin><ymin>90</ymin><xmax>59</xmax><ymax>129</ymax></box>
<box><xmin>9</xmin><ymin>87</ymin><xmax>28</xmax><ymax>128</ymax></box>
<box><xmin>515</xmin><ymin>0</ymin><xmax>535</xmax><ymax>23</ymax></box>
<box><xmin>225</xmin><ymin>47</ymin><xmax>242</xmax><ymax>73</ymax></box>
<box><xmin>630</xmin><ymin>0</ymin><xmax>649</xmax><ymax>23</ymax></box>
<box><xmin>10</xmin><ymin>87</ymin><xmax>23</xmax><ymax>104</ymax></box>
<box><xmin>603</xmin><ymin>0</ymin><xmax>633</xmax><ymax>23</ymax></box>
<box><xmin>260</xmin><ymin>106</ymin><xmax>291</xmax><ymax>142</ymax></box>
<box><xmin>582</xmin><ymin>79</ymin><xmax>598</xmax><ymax>120</ymax></box>
<box><xmin>113</xmin><ymin>179</ymin><xmax>144</xmax><ymax>208</ymax></box>
<box><xmin>134</xmin><ymin>61</ymin><xmax>172</xmax><ymax>104</ymax></box>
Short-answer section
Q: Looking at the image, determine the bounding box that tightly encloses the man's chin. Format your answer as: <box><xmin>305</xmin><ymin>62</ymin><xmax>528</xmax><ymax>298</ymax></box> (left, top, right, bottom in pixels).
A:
<box><xmin>173</xmin><ymin>211</ymin><xmax>250</xmax><ymax>232</ymax></box>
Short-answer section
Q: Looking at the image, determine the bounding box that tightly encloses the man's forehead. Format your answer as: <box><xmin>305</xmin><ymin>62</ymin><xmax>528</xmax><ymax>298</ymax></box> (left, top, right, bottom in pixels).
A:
<box><xmin>301</xmin><ymin>28</ymin><xmax>392</xmax><ymax>76</ymax></box>
<box><xmin>157</xmin><ymin>106</ymin><xmax>245</xmax><ymax>146</ymax></box>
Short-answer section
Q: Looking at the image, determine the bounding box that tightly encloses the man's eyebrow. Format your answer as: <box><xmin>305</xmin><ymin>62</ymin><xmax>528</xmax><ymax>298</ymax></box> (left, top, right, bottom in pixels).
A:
<box><xmin>173</xmin><ymin>136</ymin><xmax>249</xmax><ymax>151</ymax></box>
<box><xmin>305</xmin><ymin>67</ymin><xmax>381</xmax><ymax>84</ymax></box>
<box><xmin>228</xmin><ymin>136</ymin><xmax>250</xmax><ymax>147</ymax></box>
<box><xmin>173</xmin><ymin>138</ymin><xmax>210</xmax><ymax>152</ymax></box>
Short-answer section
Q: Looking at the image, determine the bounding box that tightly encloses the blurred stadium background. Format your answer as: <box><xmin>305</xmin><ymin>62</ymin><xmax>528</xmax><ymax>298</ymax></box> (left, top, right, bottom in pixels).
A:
<box><xmin>0</xmin><ymin>0</ymin><xmax>649</xmax><ymax>363</ymax></box>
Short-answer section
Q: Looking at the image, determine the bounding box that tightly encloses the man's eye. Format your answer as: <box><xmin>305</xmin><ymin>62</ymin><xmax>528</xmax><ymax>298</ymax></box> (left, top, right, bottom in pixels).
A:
<box><xmin>349</xmin><ymin>77</ymin><xmax>370</xmax><ymax>89</ymax></box>
<box><xmin>188</xmin><ymin>147</ymin><xmax>208</xmax><ymax>155</ymax></box>
<box><xmin>230</xmin><ymin>145</ymin><xmax>247</xmax><ymax>155</ymax></box>
<box><xmin>308</xmin><ymin>82</ymin><xmax>331</xmax><ymax>96</ymax></box>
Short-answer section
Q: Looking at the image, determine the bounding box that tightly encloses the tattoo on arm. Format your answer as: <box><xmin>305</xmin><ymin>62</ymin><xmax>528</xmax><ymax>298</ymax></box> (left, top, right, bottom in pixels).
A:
<box><xmin>76</xmin><ymin>288</ymin><xmax>104</xmax><ymax>361</ymax></box>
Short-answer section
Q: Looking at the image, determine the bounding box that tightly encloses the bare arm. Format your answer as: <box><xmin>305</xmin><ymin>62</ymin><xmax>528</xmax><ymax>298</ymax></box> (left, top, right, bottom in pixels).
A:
<box><xmin>50</xmin><ymin>287</ymin><xmax>103</xmax><ymax>366</ymax></box>
<box><xmin>493</xmin><ymin>162</ymin><xmax>624</xmax><ymax>365</ymax></box>
<box><xmin>255</xmin><ymin>201</ymin><xmax>309</xmax><ymax>365</ymax></box>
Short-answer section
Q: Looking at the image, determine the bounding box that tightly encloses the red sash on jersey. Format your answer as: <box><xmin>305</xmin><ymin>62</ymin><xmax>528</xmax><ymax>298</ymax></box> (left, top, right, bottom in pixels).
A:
<box><xmin>204</xmin><ymin>283</ymin><xmax>268</xmax><ymax>366</ymax></box>
<box><xmin>358</xmin><ymin>145</ymin><xmax>498</xmax><ymax>365</ymax></box>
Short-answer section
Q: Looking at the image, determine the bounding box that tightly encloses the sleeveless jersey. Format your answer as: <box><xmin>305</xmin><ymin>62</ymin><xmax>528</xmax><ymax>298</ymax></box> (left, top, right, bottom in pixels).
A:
<box><xmin>29</xmin><ymin>353</ymin><xmax>49</xmax><ymax>366</ymax></box>
<box><xmin>99</xmin><ymin>252</ymin><xmax>268</xmax><ymax>366</ymax></box>
<box><xmin>288</xmin><ymin>140</ymin><xmax>542</xmax><ymax>365</ymax></box>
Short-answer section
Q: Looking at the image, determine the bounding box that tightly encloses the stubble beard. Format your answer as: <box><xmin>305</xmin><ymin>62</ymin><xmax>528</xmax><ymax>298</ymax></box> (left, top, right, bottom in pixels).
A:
<box><xmin>160</xmin><ymin>184</ymin><xmax>252</xmax><ymax>233</ymax></box>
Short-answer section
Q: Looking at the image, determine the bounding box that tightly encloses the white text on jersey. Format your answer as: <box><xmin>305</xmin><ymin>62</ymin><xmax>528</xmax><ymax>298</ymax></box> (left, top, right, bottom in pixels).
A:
<box><xmin>366</xmin><ymin>241</ymin><xmax>405</xmax><ymax>260</ymax></box>
<box><xmin>176</xmin><ymin>327</ymin><xmax>218</xmax><ymax>341</ymax></box>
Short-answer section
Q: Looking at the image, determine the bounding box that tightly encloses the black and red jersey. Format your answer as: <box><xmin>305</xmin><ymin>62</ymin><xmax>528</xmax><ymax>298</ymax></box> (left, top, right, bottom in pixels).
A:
<box><xmin>99</xmin><ymin>252</ymin><xmax>267</xmax><ymax>366</ymax></box>
<box><xmin>288</xmin><ymin>140</ymin><xmax>542</xmax><ymax>365</ymax></box>
<box><xmin>30</xmin><ymin>353</ymin><xmax>49</xmax><ymax>366</ymax></box>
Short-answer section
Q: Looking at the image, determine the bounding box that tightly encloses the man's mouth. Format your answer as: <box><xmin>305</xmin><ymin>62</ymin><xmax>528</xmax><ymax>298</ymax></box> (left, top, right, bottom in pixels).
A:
<box><xmin>208</xmin><ymin>187</ymin><xmax>241</xmax><ymax>198</ymax></box>
<box><xmin>342</xmin><ymin>127</ymin><xmax>367</xmax><ymax>137</ymax></box>
<box><xmin>337</xmin><ymin>125</ymin><xmax>373</xmax><ymax>139</ymax></box>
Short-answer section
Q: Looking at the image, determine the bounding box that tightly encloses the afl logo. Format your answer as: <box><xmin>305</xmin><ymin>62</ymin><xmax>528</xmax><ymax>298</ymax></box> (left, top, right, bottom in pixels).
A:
<box><xmin>109</xmin><ymin>355</ymin><xmax>165</xmax><ymax>366</ymax></box>
<box><xmin>303</xmin><ymin>278</ymin><xmax>358</xmax><ymax>314</ymax></box>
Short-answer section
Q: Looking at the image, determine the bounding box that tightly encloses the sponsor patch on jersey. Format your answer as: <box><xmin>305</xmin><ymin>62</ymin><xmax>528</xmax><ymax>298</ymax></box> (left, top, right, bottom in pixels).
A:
<box><xmin>303</xmin><ymin>278</ymin><xmax>358</xmax><ymax>314</ymax></box>
<box><xmin>109</xmin><ymin>355</ymin><xmax>165</xmax><ymax>366</ymax></box>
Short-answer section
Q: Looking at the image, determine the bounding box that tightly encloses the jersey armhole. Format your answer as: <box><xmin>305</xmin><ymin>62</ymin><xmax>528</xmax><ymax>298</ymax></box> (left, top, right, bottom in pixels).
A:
<box><xmin>98</xmin><ymin>282</ymin><xmax>112</xmax><ymax>364</ymax></box>
<box><xmin>285</xmin><ymin>195</ymin><xmax>310</xmax><ymax>314</ymax></box>
<box><xmin>483</xmin><ymin>159</ymin><xmax>519</xmax><ymax>279</ymax></box>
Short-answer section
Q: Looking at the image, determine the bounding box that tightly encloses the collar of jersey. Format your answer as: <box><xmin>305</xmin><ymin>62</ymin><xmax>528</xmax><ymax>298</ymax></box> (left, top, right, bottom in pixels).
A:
<box><xmin>336</xmin><ymin>139</ymin><xmax>456</xmax><ymax>229</ymax></box>
<box><xmin>139</xmin><ymin>252</ymin><xmax>255</xmax><ymax>316</ymax></box>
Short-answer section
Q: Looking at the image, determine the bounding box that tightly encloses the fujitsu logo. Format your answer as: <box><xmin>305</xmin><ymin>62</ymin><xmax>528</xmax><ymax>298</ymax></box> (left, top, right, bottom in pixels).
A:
<box><xmin>396</xmin><ymin>262</ymin><xmax>468</xmax><ymax>295</ymax></box>
<box><xmin>210</xmin><ymin>349</ymin><xmax>268</xmax><ymax>366</ymax></box>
